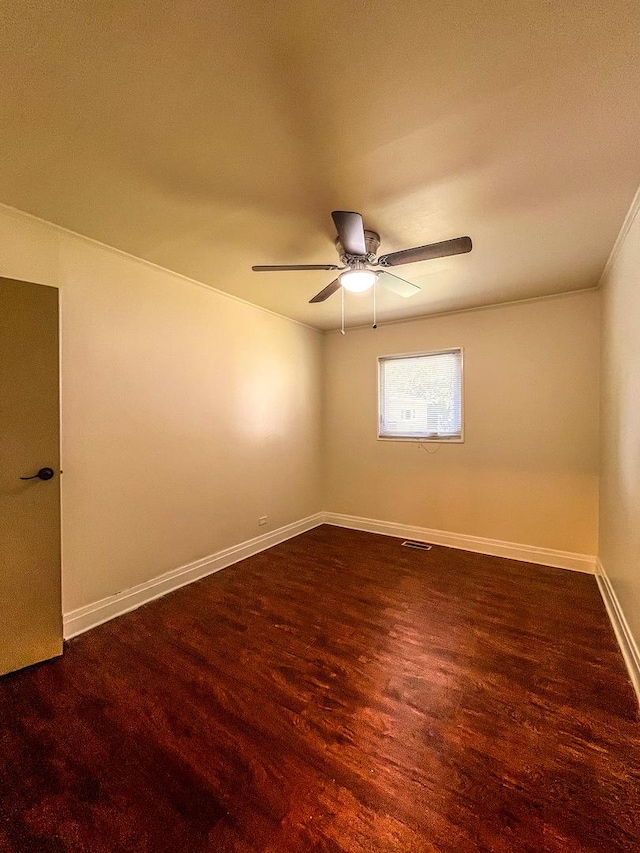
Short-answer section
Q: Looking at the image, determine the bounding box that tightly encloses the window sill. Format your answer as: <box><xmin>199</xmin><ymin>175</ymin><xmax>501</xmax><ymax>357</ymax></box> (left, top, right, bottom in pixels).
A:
<box><xmin>377</xmin><ymin>435</ymin><xmax>464</xmax><ymax>444</ymax></box>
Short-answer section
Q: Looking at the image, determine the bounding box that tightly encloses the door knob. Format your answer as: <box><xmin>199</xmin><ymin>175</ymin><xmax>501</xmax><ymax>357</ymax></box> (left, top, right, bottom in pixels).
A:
<box><xmin>20</xmin><ymin>467</ymin><xmax>55</xmax><ymax>481</ymax></box>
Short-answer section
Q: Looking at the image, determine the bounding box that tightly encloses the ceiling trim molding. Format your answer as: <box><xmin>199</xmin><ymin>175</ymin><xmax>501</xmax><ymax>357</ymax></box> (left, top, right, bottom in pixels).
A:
<box><xmin>0</xmin><ymin>201</ymin><xmax>320</xmax><ymax>334</ymax></box>
<box><xmin>326</xmin><ymin>286</ymin><xmax>599</xmax><ymax>335</ymax></box>
<box><xmin>598</xmin><ymin>182</ymin><xmax>640</xmax><ymax>285</ymax></box>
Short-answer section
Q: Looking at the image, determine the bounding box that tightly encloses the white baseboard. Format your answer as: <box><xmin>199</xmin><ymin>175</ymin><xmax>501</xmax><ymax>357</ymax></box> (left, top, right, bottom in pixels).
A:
<box><xmin>596</xmin><ymin>559</ymin><xmax>640</xmax><ymax>705</ymax></box>
<box><xmin>63</xmin><ymin>512</ymin><xmax>325</xmax><ymax>639</ymax></box>
<box><xmin>63</xmin><ymin>510</ymin><xmax>598</xmax><ymax>641</ymax></box>
<box><xmin>323</xmin><ymin>513</ymin><xmax>597</xmax><ymax>574</ymax></box>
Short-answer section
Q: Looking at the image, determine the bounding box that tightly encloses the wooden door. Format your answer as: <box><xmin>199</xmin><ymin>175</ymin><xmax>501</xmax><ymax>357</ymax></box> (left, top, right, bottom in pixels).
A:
<box><xmin>0</xmin><ymin>277</ymin><xmax>62</xmax><ymax>675</ymax></box>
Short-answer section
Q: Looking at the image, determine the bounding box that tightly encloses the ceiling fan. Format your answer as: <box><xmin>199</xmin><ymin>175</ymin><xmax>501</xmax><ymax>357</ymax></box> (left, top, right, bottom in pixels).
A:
<box><xmin>252</xmin><ymin>211</ymin><xmax>472</xmax><ymax>304</ymax></box>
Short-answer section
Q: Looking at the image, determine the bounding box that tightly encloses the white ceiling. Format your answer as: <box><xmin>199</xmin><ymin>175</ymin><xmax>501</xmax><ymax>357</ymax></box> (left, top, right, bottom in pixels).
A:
<box><xmin>1</xmin><ymin>0</ymin><xmax>639</xmax><ymax>330</ymax></box>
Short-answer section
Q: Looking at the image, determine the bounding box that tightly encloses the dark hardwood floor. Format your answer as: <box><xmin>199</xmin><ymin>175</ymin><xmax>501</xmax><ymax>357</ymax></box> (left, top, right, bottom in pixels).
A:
<box><xmin>0</xmin><ymin>525</ymin><xmax>638</xmax><ymax>852</ymax></box>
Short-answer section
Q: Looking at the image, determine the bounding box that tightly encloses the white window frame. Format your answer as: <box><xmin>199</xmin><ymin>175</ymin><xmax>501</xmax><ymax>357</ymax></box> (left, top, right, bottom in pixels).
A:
<box><xmin>377</xmin><ymin>348</ymin><xmax>464</xmax><ymax>443</ymax></box>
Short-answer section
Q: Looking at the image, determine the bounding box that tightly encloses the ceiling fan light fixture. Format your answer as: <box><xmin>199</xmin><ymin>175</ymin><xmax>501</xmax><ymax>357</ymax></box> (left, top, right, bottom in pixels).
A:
<box><xmin>253</xmin><ymin>210</ymin><xmax>472</xmax><ymax>307</ymax></box>
<box><xmin>339</xmin><ymin>268</ymin><xmax>377</xmax><ymax>293</ymax></box>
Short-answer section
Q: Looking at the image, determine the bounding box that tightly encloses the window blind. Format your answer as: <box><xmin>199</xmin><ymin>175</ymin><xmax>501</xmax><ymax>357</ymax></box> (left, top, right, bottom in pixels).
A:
<box><xmin>379</xmin><ymin>349</ymin><xmax>463</xmax><ymax>440</ymax></box>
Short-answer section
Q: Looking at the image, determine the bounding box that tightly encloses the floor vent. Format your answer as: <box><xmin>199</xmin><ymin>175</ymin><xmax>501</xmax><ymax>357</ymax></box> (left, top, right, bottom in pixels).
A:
<box><xmin>401</xmin><ymin>541</ymin><xmax>432</xmax><ymax>551</ymax></box>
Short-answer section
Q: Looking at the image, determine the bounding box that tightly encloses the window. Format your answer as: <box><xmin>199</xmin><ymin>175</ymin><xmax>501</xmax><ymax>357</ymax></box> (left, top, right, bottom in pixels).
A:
<box><xmin>378</xmin><ymin>349</ymin><xmax>463</xmax><ymax>441</ymax></box>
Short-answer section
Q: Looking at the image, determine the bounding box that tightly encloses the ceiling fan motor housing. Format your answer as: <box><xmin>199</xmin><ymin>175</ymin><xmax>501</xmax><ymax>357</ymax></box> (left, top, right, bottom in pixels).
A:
<box><xmin>335</xmin><ymin>230</ymin><xmax>381</xmax><ymax>264</ymax></box>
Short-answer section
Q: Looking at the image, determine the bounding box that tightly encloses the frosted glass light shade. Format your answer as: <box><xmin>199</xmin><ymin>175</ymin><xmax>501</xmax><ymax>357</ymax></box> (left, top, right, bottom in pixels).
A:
<box><xmin>339</xmin><ymin>269</ymin><xmax>377</xmax><ymax>293</ymax></box>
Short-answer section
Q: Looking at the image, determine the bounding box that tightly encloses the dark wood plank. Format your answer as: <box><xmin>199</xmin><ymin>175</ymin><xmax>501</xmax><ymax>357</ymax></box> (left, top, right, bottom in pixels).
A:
<box><xmin>0</xmin><ymin>525</ymin><xmax>638</xmax><ymax>852</ymax></box>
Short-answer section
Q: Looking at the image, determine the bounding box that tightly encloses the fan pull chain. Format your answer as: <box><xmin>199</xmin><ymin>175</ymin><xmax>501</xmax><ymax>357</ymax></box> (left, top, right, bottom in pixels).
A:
<box><xmin>373</xmin><ymin>279</ymin><xmax>377</xmax><ymax>329</ymax></box>
<box><xmin>340</xmin><ymin>286</ymin><xmax>345</xmax><ymax>335</ymax></box>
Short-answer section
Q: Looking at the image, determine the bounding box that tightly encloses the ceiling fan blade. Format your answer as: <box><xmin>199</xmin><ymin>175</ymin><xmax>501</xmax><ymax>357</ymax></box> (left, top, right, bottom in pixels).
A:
<box><xmin>252</xmin><ymin>264</ymin><xmax>340</xmax><ymax>271</ymax></box>
<box><xmin>378</xmin><ymin>271</ymin><xmax>421</xmax><ymax>298</ymax></box>
<box><xmin>331</xmin><ymin>211</ymin><xmax>367</xmax><ymax>256</ymax></box>
<box><xmin>378</xmin><ymin>236</ymin><xmax>472</xmax><ymax>267</ymax></box>
<box><xmin>309</xmin><ymin>278</ymin><xmax>341</xmax><ymax>303</ymax></box>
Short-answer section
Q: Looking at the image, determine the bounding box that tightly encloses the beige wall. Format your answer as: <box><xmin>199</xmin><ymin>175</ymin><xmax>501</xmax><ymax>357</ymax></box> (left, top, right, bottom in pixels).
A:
<box><xmin>599</xmin><ymin>197</ymin><xmax>640</xmax><ymax>647</ymax></box>
<box><xmin>0</xmin><ymin>204</ymin><xmax>323</xmax><ymax>612</ymax></box>
<box><xmin>323</xmin><ymin>291</ymin><xmax>600</xmax><ymax>554</ymax></box>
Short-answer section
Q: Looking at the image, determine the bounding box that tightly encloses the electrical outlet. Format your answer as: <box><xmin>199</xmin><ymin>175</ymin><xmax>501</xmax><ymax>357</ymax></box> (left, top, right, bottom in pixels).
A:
<box><xmin>258</xmin><ymin>516</ymin><xmax>268</xmax><ymax>526</ymax></box>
